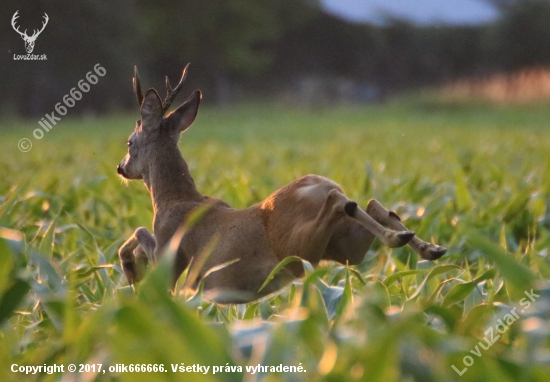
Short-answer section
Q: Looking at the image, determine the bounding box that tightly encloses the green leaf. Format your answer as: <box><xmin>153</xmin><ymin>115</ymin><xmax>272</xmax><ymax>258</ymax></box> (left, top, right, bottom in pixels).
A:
<box><xmin>372</xmin><ymin>281</ymin><xmax>391</xmax><ymax>309</ymax></box>
<box><xmin>442</xmin><ymin>282</ymin><xmax>476</xmax><ymax>307</ymax></box>
<box><xmin>426</xmin><ymin>264</ymin><xmax>462</xmax><ymax>281</ymax></box>
<box><xmin>336</xmin><ymin>270</ymin><xmax>354</xmax><ymax>319</ymax></box>
<box><xmin>73</xmin><ymin>264</ymin><xmax>118</xmax><ymax>279</ymax></box>
<box><xmin>0</xmin><ymin>238</ymin><xmax>14</xmax><ymax>295</ymax></box>
<box><xmin>468</xmin><ymin>230</ymin><xmax>537</xmax><ymax>293</ymax></box>
<box><xmin>0</xmin><ymin>195</ymin><xmax>20</xmax><ymax>228</ymax></box>
<box><xmin>383</xmin><ymin>269</ymin><xmax>427</xmax><ymax>287</ymax></box>
<box><xmin>39</xmin><ymin>219</ymin><xmax>56</xmax><ymax>258</ymax></box>
<box><xmin>502</xmin><ymin>189</ymin><xmax>530</xmax><ymax>223</ymax></box>
<box><xmin>29</xmin><ymin>250</ymin><xmax>63</xmax><ymax>292</ymax></box>
<box><xmin>460</xmin><ymin>303</ymin><xmax>494</xmax><ymax>334</ymax></box>
<box><xmin>318</xmin><ymin>282</ymin><xmax>344</xmax><ymax>320</ymax></box>
<box><xmin>129</xmin><ymin>258</ymin><xmax>239</xmax><ymax>378</ymax></box>
<box><xmin>111</xmin><ymin>305</ymin><xmax>237</xmax><ymax>382</ymax></box>
<box><xmin>303</xmin><ymin>268</ymin><xmax>330</xmax><ymax>290</ymax></box>
<box><xmin>346</xmin><ymin>267</ymin><xmax>367</xmax><ymax>286</ymax></box>
<box><xmin>243</xmin><ymin>302</ymin><xmax>259</xmax><ymax>320</ymax></box>
<box><xmin>69</xmin><ymin>215</ymin><xmax>98</xmax><ymax>247</ymax></box>
<box><xmin>259</xmin><ymin>299</ymin><xmax>275</xmax><ymax>320</ymax></box>
<box><xmin>472</xmin><ymin>267</ymin><xmax>497</xmax><ymax>284</ymax></box>
<box><xmin>0</xmin><ymin>279</ymin><xmax>30</xmax><ymax>325</ymax></box>
<box><xmin>455</xmin><ymin>167</ymin><xmax>472</xmax><ymax>210</ymax></box>
<box><xmin>258</xmin><ymin>256</ymin><xmax>302</xmax><ymax>292</ymax></box>
<box><xmin>424</xmin><ymin>304</ymin><xmax>459</xmax><ymax>331</ymax></box>
<box><xmin>408</xmin><ymin>264</ymin><xmax>462</xmax><ymax>300</ymax></box>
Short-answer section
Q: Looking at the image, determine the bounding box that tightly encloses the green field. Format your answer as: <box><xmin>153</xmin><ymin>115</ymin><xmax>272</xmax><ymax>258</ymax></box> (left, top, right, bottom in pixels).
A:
<box><xmin>1</xmin><ymin>99</ymin><xmax>550</xmax><ymax>381</ymax></box>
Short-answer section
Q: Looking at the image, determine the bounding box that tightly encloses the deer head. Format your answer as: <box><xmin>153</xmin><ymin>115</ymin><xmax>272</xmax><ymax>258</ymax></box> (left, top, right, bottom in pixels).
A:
<box><xmin>12</xmin><ymin>11</ymin><xmax>49</xmax><ymax>53</ymax></box>
<box><xmin>117</xmin><ymin>65</ymin><xmax>201</xmax><ymax>184</ymax></box>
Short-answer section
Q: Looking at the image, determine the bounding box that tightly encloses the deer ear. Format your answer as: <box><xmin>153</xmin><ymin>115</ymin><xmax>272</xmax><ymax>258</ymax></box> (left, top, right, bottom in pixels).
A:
<box><xmin>140</xmin><ymin>89</ymin><xmax>163</xmax><ymax>132</ymax></box>
<box><xmin>166</xmin><ymin>90</ymin><xmax>201</xmax><ymax>134</ymax></box>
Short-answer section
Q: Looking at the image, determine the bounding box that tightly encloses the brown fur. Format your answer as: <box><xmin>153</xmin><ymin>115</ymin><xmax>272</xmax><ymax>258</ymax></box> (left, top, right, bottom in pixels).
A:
<box><xmin>117</xmin><ymin>67</ymin><xmax>446</xmax><ymax>303</ymax></box>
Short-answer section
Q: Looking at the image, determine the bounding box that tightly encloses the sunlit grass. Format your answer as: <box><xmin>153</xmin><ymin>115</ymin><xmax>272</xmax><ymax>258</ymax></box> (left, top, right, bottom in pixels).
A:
<box><xmin>1</xmin><ymin>99</ymin><xmax>549</xmax><ymax>381</ymax></box>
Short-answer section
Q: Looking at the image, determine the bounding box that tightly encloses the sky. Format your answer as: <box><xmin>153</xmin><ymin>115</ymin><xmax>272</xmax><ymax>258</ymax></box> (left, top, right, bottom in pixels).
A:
<box><xmin>321</xmin><ymin>0</ymin><xmax>500</xmax><ymax>25</ymax></box>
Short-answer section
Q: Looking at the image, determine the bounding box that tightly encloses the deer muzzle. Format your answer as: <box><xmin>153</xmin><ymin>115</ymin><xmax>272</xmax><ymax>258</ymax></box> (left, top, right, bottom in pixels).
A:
<box><xmin>117</xmin><ymin>164</ymin><xmax>126</xmax><ymax>177</ymax></box>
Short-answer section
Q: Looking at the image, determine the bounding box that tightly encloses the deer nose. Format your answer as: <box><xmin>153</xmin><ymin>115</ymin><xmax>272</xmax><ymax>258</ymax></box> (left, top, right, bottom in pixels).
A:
<box><xmin>117</xmin><ymin>164</ymin><xmax>124</xmax><ymax>175</ymax></box>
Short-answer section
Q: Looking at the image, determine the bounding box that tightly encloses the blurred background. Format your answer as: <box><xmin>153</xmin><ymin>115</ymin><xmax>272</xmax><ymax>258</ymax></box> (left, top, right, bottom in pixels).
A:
<box><xmin>2</xmin><ymin>0</ymin><xmax>550</xmax><ymax>117</ymax></box>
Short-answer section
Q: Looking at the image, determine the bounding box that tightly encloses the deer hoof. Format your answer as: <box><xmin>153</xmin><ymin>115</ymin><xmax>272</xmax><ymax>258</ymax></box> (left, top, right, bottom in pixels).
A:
<box><xmin>386</xmin><ymin>230</ymin><xmax>415</xmax><ymax>248</ymax></box>
<box><xmin>122</xmin><ymin>261</ymin><xmax>137</xmax><ymax>285</ymax></box>
<box><xmin>396</xmin><ymin>231</ymin><xmax>415</xmax><ymax>247</ymax></box>
<box><xmin>419</xmin><ymin>245</ymin><xmax>447</xmax><ymax>260</ymax></box>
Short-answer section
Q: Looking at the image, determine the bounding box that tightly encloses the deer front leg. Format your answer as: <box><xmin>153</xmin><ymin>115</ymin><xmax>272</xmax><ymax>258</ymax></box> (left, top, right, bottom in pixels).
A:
<box><xmin>366</xmin><ymin>200</ymin><xmax>446</xmax><ymax>260</ymax></box>
<box><xmin>118</xmin><ymin>227</ymin><xmax>156</xmax><ymax>284</ymax></box>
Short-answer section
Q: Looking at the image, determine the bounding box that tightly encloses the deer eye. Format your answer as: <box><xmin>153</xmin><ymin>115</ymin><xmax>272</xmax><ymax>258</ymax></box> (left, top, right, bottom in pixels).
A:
<box><xmin>127</xmin><ymin>141</ymin><xmax>132</xmax><ymax>147</ymax></box>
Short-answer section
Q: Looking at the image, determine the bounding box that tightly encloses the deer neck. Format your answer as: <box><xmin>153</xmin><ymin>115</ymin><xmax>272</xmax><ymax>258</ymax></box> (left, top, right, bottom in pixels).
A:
<box><xmin>144</xmin><ymin>143</ymin><xmax>203</xmax><ymax>211</ymax></box>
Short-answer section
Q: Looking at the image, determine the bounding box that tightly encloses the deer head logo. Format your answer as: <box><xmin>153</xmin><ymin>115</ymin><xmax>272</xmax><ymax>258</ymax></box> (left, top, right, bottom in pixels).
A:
<box><xmin>11</xmin><ymin>11</ymin><xmax>49</xmax><ymax>54</ymax></box>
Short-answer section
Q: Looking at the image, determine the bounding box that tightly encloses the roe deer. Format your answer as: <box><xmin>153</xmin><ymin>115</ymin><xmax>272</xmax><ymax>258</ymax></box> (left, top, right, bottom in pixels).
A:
<box><xmin>117</xmin><ymin>65</ymin><xmax>446</xmax><ymax>303</ymax></box>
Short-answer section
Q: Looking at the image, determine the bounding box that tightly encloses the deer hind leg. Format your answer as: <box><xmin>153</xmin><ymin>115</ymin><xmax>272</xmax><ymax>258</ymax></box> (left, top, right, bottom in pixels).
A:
<box><xmin>118</xmin><ymin>227</ymin><xmax>156</xmax><ymax>284</ymax></box>
<box><xmin>366</xmin><ymin>199</ymin><xmax>446</xmax><ymax>260</ymax></box>
<box><xmin>315</xmin><ymin>190</ymin><xmax>414</xmax><ymax>265</ymax></box>
<box><xmin>285</xmin><ymin>188</ymin><xmax>352</xmax><ymax>271</ymax></box>
<box><xmin>344</xmin><ymin>202</ymin><xmax>416</xmax><ymax>248</ymax></box>
<box><xmin>324</xmin><ymin>218</ymin><xmax>375</xmax><ymax>265</ymax></box>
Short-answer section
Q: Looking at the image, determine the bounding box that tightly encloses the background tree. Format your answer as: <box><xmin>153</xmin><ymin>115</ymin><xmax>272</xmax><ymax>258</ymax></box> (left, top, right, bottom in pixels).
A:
<box><xmin>485</xmin><ymin>0</ymin><xmax>550</xmax><ymax>70</ymax></box>
<box><xmin>1</xmin><ymin>0</ymin><xmax>142</xmax><ymax>115</ymax></box>
<box><xmin>136</xmin><ymin>0</ymin><xmax>320</xmax><ymax>103</ymax></box>
<box><xmin>2</xmin><ymin>0</ymin><xmax>550</xmax><ymax>117</ymax></box>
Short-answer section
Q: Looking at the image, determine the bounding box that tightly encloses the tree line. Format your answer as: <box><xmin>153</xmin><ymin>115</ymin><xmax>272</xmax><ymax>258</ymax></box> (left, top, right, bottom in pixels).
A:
<box><xmin>2</xmin><ymin>0</ymin><xmax>550</xmax><ymax>116</ymax></box>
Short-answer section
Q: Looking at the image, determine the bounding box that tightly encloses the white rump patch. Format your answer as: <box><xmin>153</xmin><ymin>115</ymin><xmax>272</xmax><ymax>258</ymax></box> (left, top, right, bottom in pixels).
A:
<box><xmin>296</xmin><ymin>184</ymin><xmax>320</xmax><ymax>199</ymax></box>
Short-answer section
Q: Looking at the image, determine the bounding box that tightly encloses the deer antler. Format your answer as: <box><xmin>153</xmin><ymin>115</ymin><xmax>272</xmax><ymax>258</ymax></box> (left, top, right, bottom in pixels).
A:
<box><xmin>162</xmin><ymin>64</ymin><xmax>189</xmax><ymax>114</ymax></box>
<box><xmin>11</xmin><ymin>11</ymin><xmax>48</xmax><ymax>40</ymax></box>
<box><xmin>30</xmin><ymin>13</ymin><xmax>49</xmax><ymax>39</ymax></box>
<box><xmin>132</xmin><ymin>64</ymin><xmax>190</xmax><ymax>112</ymax></box>
<box><xmin>133</xmin><ymin>66</ymin><xmax>144</xmax><ymax>106</ymax></box>
<box><xmin>11</xmin><ymin>11</ymin><xmax>27</xmax><ymax>38</ymax></box>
